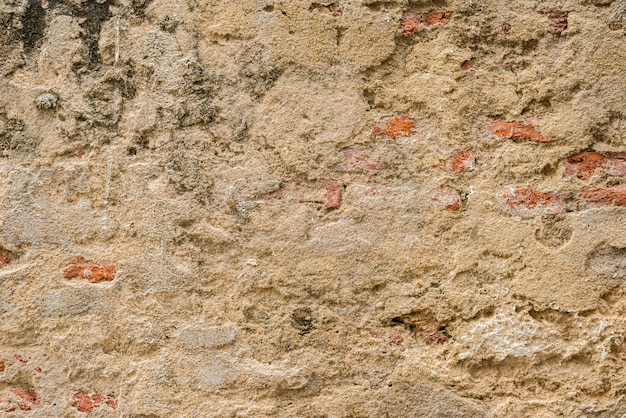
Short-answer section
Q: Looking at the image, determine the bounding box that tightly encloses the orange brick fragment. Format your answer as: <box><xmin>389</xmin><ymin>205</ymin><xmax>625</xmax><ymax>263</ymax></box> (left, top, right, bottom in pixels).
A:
<box><xmin>64</xmin><ymin>258</ymin><xmax>116</xmax><ymax>283</ymax></box>
<box><xmin>435</xmin><ymin>186</ymin><xmax>462</xmax><ymax>211</ymax></box>
<box><xmin>373</xmin><ymin>116</ymin><xmax>416</xmax><ymax>140</ymax></box>
<box><xmin>487</xmin><ymin>120</ymin><xmax>556</xmax><ymax>143</ymax></box>
<box><xmin>10</xmin><ymin>388</ymin><xmax>40</xmax><ymax>411</ymax></box>
<box><xmin>0</xmin><ymin>362</ymin><xmax>5</xmax><ymax>372</ymax></box>
<box><xmin>578</xmin><ymin>187</ymin><xmax>626</xmax><ymax>208</ymax></box>
<box><xmin>450</xmin><ymin>151</ymin><xmax>475</xmax><ymax>173</ymax></box>
<box><xmin>72</xmin><ymin>391</ymin><xmax>117</xmax><ymax>412</ymax></box>
<box><xmin>422</xmin><ymin>12</ymin><xmax>453</xmax><ymax>26</ymax></box>
<box><xmin>500</xmin><ymin>188</ymin><xmax>564</xmax><ymax>216</ymax></box>
<box><xmin>564</xmin><ymin>152</ymin><xmax>626</xmax><ymax>180</ymax></box>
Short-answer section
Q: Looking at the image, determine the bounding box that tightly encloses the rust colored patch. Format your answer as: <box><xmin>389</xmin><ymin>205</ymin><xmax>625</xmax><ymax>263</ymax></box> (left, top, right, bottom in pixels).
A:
<box><xmin>400</xmin><ymin>11</ymin><xmax>420</xmax><ymax>36</ymax></box>
<box><xmin>0</xmin><ymin>250</ymin><xmax>12</xmax><ymax>269</ymax></box>
<box><xmin>365</xmin><ymin>187</ymin><xmax>380</xmax><ymax>197</ymax></box>
<box><xmin>502</xmin><ymin>22</ymin><xmax>511</xmax><ymax>35</ymax></box>
<box><xmin>549</xmin><ymin>11</ymin><xmax>568</xmax><ymax>34</ymax></box>
<box><xmin>262</xmin><ymin>181</ymin><xmax>342</xmax><ymax>210</ymax></box>
<box><xmin>461</xmin><ymin>59</ymin><xmax>472</xmax><ymax>70</ymax></box>
<box><xmin>72</xmin><ymin>392</ymin><xmax>95</xmax><ymax>413</ymax></box>
<box><xmin>10</xmin><ymin>388</ymin><xmax>40</xmax><ymax>411</ymax></box>
<box><xmin>14</xmin><ymin>355</ymin><xmax>28</xmax><ymax>365</ymax></box>
<box><xmin>422</xmin><ymin>332</ymin><xmax>448</xmax><ymax>345</ymax></box>
<box><xmin>343</xmin><ymin>147</ymin><xmax>383</xmax><ymax>171</ymax></box>
<box><xmin>450</xmin><ymin>151</ymin><xmax>475</xmax><ymax>173</ymax></box>
<box><xmin>64</xmin><ymin>258</ymin><xmax>116</xmax><ymax>283</ymax></box>
<box><xmin>486</xmin><ymin>120</ymin><xmax>556</xmax><ymax>143</ymax></box>
<box><xmin>373</xmin><ymin>116</ymin><xmax>416</xmax><ymax>140</ymax></box>
<box><xmin>435</xmin><ymin>186</ymin><xmax>462</xmax><ymax>211</ymax></box>
<box><xmin>564</xmin><ymin>152</ymin><xmax>626</xmax><ymax>180</ymax></box>
<box><xmin>0</xmin><ymin>362</ymin><xmax>5</xmax><ymax>372</ymax></box>
<box><xmin>323</xmin><ymin>181</ymin><xmax>342</xmax><ymax>209</ymax></box>
<box><xmin>578</xmin><ymin>187</ymin><xmax>626</xmax><ymax>208</ymax></box>
<box><xmin>371</xmin><ymin>330</ymin><xmax>403</xmax><ymax>345</ymax></box>
<box><xmin>401</xmin><ymin>11</ymin><xmax>452</xmax><ymax>36</ymax></box>
<box><xmin>34</xmin><ymin>367</ymin><xmax>42</xmax><ymax>373</ymax></box>
<box><xmin>500</xmin><ymin>188</ymin><xmax>564</xmax><ymax>216</ymax></box>
<box><xmin>423</xmin><ymin>12</ymin><xmax>453</xmax><ymax>26</ymax></box>
<box><xmin>106</xmin><ymin>395</ymin><xmax>117</xmax><ymax>409</ymax></box>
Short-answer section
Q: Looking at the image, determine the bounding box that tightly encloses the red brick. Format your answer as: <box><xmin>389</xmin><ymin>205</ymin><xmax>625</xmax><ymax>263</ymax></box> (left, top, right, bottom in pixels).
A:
<box><xmin>449</xmin><ymin>151</ymin><xmax>475</xmax><ymax>173</ymax></box>
<box><xmin>578</xmin><ymin>187</ymin><xmax>626</xmax><ymax>208</ymax></box>
<box><xmin>371</xmin><ymin>330</ymin><xmax>403</xmax><ymax>345</ymax></box>
<box><xmin>373</xmin><ymin>116</ymin><xmax>416</xmax><ymax>140</ymax></box>
<box><xmin>343</xmin><ymin>147</ymin><xmax>383</xmax><ymax>171</ymax></box>
<box><xmin>421</xmin><ymin>332</ymin><xmax>448</xmax><ymax>345</ymax></box>
<box><xmin>14</xmin><ymin>355</ymin><xmax>28</xmax><ymax>365</ymax></box>
<box><xmin>0</xmin><ymin>363</ymin><xmax>5</xmax><ymax>372</ymax></box>
<box><xmin>365</xmin><ymin>187</ymin><xmax>380</xmax><ymax>197</ymax></box>
<box><xmin>500</xmin><ymin>188</ymin><xmax>564</xmax><ymax>216</ymax></box>
<box><xmin>323</xmin><ymin>181</ymin><xmax>342</xmax><ymax>209</ymax></box>
<box><xmin>261</xmin><ymin>180</ymin><xmax>342</xmax><ymax>209</ymax></box>
<box><xmin>564</xmin><ymin>152</ymin><xmax>626</xmax><ymax>180</ymax></box>
<box><xmin>549</xmin><ymin>11</ymin><xmax>568</xmax><ymax>35</ymax></box>
<box><xmin>486</xmin><ymin>120</ymin><xmax>556</xmax><ymax>143</ymax></box>
<box><xmin>64</xmin><ymin>258</ymin><xmax>116</xmax><ymax>283</ymax></box>
<box><xmin>400</xmin><ymin>12</ymin><xmax>420</xmax><ymax>37</ymax></box>
<box><xmin>435</xmin><ymin>186</ymin><xmax>462</xmax><ymax>211</ymax></box>
<box><xmin>423</xmin><ymin>12</ymin><xmax>452</xmax><ymax>26</ymax></box>
<box><xmin>400</xmin><ymin>11</ymin><xmax>452</xmax><ymax>36</ymax></box>
<box><xmin>0</xmin><ymin>250</ymin><xmax>11</xmax><ymax>269</ymax></box>
<box><xmin>72</xmin><ymin>391</ymin><xmax>116</xmax><ymax>412</ymax></box>
<box><xmin>10</xmin><ymin>388</ymin><xmax>40</xmax><ymax>411</ymax></box>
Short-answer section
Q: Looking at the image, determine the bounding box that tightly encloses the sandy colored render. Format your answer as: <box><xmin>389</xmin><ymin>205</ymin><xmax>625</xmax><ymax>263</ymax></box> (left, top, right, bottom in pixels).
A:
<box><xmin>0</xmin><ymin>0</ymin><xmax>625</xmax><ymax>416</ymax></box>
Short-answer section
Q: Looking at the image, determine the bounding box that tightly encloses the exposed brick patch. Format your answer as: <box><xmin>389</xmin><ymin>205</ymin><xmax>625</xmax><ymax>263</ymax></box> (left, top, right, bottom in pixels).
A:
<box><xmin>500</xmin><ymin>188</ymin><xmax>565</xmax><ymax>217</ymax></box>
<box><xmin>423</xmin><ymin>12</ymin><xmax>453</xmax><ymax>26</ymax></box>
<box><xmin>564</xmin><ymin>152</ymin><xmax>626</xmax><ymax>180</ymax></box>
<box><xmin>486</xmin><ymin>120</ymin><xmax>556</xmax><ymax>143</ymax></box>
<box><xmin>64</xmin><ymin>258</ymin><xmax>117</xmax><ymax>283</ymax></box>
<box><xmin>14</xmin><ymin>355</ymin><xmax>28</xmax><ymax>365</ymax></box>
<box><xmin>371</xmin><ymin>330</ymin><xmax>403</xmax><ymax>345</ymax></box>
<box><xmin>578</xmin><ymin>187</ymin><xmax>626</xmax><ymax>208</ymax></box>
<box><xmin>435</xmin><ymin>186</ymin><xmax>462</xmax><ymax>211</ymax></box>
<box><xmin>365</xmin><ymin>187</ymin><xmax>380</xmax><ymax>197</ymax></box>
<box><xmin>549</xmin><ymin>11</ymin><xmax>568</xmax><ymax>35</ymax></box>
<box><xmin>373</xmin><ymin>116</ymin><xmax>416</xmax><ymax>140</ymax></box>
<box><xmin>501</xmin><ymin>54</ymin><xmax>520</xmax><ymax>69</ymax></box>
<box><xmin>400</xmin><ymin>11</ymin><xmax>452</xmax><ymax>36</ymax></box>
<box><xmin>10</xmin><ymin>388</ymin><xmax>40</xmax><ymax>411</ymax></box>
<box><xmin>343</xmin><ymin>147</ymin><xmax>383</xmax><ymax>171</ymax></box>
<box><xmin>0</xmin><ymin>249</ymin><xmax>12</xmax><ymax>269</ymax></box>
<box><xmin>261</xmin><ymin>180</ymin><xmax>342</xmax><ymax>209</ymax></box>
<box><xmin>72</xmin><ymin>391</ymin><xmax>117</xmax><ymax>413</ymax></box>
<box><xmin>450</xmin><ymin>151</ymin><xmax>475</xmax><ymax>173</ymax></box>
<box><xmin>400</xmin><ymin>12</ymin><xmax>420</xmax><ymax>37</ymax></box>
<box><xmin>461</xmin><ymin>59</ymin><xmax>472</xmax><ymax>70</ymax></box>
<box><xmin>421</xmin><ymin>332</ymin><xmax>448</xmax><ymax>345</ymax></box>
<box><xmin>0</xmin><ymin>363</ymin><xmax>5</xmax><ymax>372</ymax></box>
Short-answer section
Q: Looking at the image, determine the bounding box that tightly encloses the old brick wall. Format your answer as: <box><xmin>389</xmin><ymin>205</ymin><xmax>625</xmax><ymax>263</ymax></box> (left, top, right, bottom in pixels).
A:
<box><xmin>0</xmin><ymin>0</ymin><xmax>625</xmax><ymax>416</ymax></box>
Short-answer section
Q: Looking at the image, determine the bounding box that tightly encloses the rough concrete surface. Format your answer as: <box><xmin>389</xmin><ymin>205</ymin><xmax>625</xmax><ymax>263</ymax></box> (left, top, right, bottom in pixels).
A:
<box><xmin>0</xmin><ymin>0</ymin><xmax>625</xmax><ymax>416</ymax></box>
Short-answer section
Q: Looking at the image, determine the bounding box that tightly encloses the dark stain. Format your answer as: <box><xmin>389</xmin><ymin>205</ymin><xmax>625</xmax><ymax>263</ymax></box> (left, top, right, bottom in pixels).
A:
<box><xmin>21</xmin><ymin>0</ymin><xmax>47</xmax><ymax>52</ymax></box>
<box><xmin>20</xmin><ymin>0</ymin><xmax>114</xmax><ymax>68</ymax></box>
<box><xmin>291</xmin><ymin>308</ymin><xmax>315</xmax><ymax>335</ymax></box>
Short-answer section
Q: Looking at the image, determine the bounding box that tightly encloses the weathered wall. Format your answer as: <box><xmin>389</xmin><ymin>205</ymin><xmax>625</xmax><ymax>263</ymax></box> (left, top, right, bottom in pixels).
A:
<box><xmin>0</xmin><ymin>0</ymin><xmax>625</xmax><ymax>416</ymax></box>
